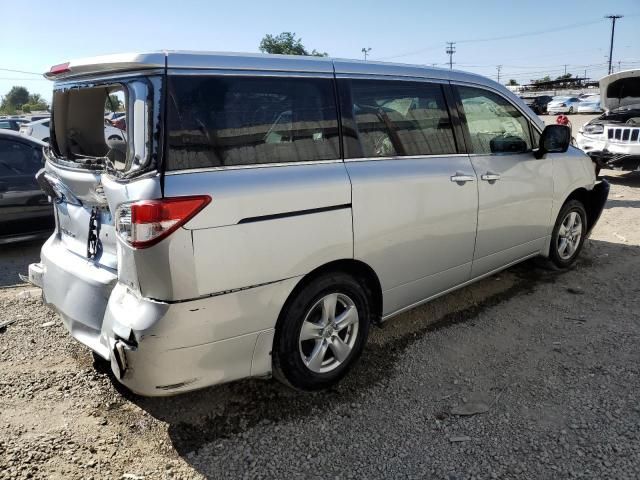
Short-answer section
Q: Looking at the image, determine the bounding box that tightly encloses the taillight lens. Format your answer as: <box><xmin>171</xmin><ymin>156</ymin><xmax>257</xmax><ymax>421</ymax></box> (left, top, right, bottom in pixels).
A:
<box><xmin>116</xmin><ymin>196</ymin><xmax>211</xmax><ymax>248</ymax></box>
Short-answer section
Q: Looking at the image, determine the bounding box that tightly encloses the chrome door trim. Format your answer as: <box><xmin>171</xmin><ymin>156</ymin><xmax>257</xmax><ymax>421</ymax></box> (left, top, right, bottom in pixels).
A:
<box><xmin>343</xmin><ymin>154</ymin><xmax>469</xmax><ymax>163</ymax></box>
<box><xmin>167</xmin><ymin>68</ymin><xmax>334</xmax><ymax>79</ymax></box>
<box><xmin>164</xmin><ymin>159</ymin><xmax>344</xmax><ymax>176</ymax></box>
<box><xmin>335</xmin><ymin>73</ymin><xmax>449</xmax><ymax>84</ymax></box>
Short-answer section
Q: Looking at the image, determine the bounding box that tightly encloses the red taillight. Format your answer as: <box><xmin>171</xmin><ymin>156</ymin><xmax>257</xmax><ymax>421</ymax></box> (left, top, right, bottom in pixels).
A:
<box><xmin>116</xmin><ymin>196</ymin><xmax>211</xmax><ymax>248</ymax></box>
<box><xmin>49</xmin><ymin>62</ymin><xmax>70</xmax><ymax>75</ymax></box>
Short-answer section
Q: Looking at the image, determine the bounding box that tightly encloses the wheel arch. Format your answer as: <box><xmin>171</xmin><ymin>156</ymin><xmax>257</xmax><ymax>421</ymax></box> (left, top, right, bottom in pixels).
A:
<box><xmin>562</xmin><ymin>185</ymin><xmax>608</xmax><ymax>236</ymax></box>
<box><xmin>277</xmin><ymin>259</ymin><xmax>383</xmax><ymax>330</ymax></box>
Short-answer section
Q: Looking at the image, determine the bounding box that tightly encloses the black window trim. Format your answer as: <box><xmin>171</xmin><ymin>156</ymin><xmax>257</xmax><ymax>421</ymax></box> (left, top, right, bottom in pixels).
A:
<box><xmin>451</xmin><ymin>82</ymin><xmax>543</xmax><ymax>156</ymax></box>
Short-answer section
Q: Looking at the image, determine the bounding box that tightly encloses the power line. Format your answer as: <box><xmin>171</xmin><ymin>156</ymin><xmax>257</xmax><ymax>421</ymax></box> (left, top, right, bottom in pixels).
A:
<box><xmin>0</xmin><ymin>67</ymin><xmax>42</xmax><ymax>76</ymax></box>
<box><xmin>374</xmin><ymin>17</ymin><xmax>609</xmax><ymax>61</ymax></box>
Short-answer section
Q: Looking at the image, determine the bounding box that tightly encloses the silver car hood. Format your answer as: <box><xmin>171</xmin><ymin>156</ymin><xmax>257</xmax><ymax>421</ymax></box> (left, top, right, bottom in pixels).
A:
<box><xmin>600</xmin><ymin>69</ymin><xmax>640</xmax><ymax>111</ymax></box>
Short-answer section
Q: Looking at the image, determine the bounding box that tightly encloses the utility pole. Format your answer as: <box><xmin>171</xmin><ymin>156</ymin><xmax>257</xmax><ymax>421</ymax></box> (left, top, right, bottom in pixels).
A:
<box><xmin>446</xmin><ymin>42</ymin><xmax>456</xmax><ymax>70</ymax></box>
<box><xmin>563</xmin><ymin>64</ymin><xmax>568</xmax><ymax>75</ymax></box>
<box><xmin>496</xmin><ymin>65</ymin><xmax>502</xmax><ymax>83</ymax></box>
<box><xmin>361</xmin><ymin>47</ymin><xmax>371</xmax><ymax>61</ymax></box>
<box><xmin>618</xmin><ymin>60</ymin><xmax>622</xmax><ymax>72</ymax></box>
<box><xmin>605</xmin><ymin>15</ymin><xmax>623</xmax><ymax>75</ymax></box>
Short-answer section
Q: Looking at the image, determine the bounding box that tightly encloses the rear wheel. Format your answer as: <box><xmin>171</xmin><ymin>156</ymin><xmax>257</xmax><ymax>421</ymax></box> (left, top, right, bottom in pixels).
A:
<box><xmin>273</xmin><ymin>272</ymin><xmax>371</xmax><ymax>391</ymax></box>
<box><xmin>548</xmin><ymin>200</ymin><xmax>587</xmax><ymax>269</ymax></box>
<box><xmin>568</xmin><ymin>106</ymin><xmax>574</xmax><ymax>114</ymax></box>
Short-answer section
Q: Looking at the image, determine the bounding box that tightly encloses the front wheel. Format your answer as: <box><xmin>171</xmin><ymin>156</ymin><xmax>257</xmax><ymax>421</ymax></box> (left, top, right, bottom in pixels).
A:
<box><xmin>548</xmin><ymin>200</ymin><xmax>587</xmax><ymax>269</ymax></box>
<box><xmin>568</xmin><ymin>107</ymin><xmax>574</xmax><ymax>114</ymax></box>
<box><xmin>273</xmin><ymin>272</ymin><xmax>371</xmax><ymax>391</ymax></box>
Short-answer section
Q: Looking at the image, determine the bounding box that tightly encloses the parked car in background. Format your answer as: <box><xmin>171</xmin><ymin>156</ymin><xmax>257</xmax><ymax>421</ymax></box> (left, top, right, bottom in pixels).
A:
<box><xmin>30</xmin><ymin>51</ymin><xmax>608</xmax><ymax>397</ymax></box>
<box><xmin>0</xmin><ymin>118</ymin><xmax>29</xmax><ymax>131</ymax></box>
<box><xmin>19</xmin><ymin>117</ymin><xmax>125</xmax><ymax>143</ymax></box>
<box><xmin>0</xmin><ymin>130</ymin><xmax>54</xmax><ymax>244</ymax></box>
<box><xmin>27</xmin><ymin>114</ymin><xmax>51</xmax><ymax>122</ymax></box>
<box><xmin>577</xmin><ymin>95</ymin><xmax>603</xmax><ymax>114</ymax></box>
<box><xmin>576</xmin><ymin>69</ymin><xmax>640</xmax><ymax>173</ymax></box>
<box><xmin>547</xmin><ymin>96</ymin><xmax>582</xmax><ymax>114</ymax></box>
<box><xmin>19</xmin><ymin>118</ymin><xmax>51</xmax><ymax>142</ymax></box>
<box><xmin>521</xmin><ymin>95</ymin><xmax>553</xmax><ymax>115</ymax></box>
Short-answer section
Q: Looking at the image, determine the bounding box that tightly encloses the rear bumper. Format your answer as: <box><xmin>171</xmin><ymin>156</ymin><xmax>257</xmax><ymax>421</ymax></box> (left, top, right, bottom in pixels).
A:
<box><xmin>31</xmin><ymin>236</ymin><xmax>297</xmax><ymax>395</ymax></box>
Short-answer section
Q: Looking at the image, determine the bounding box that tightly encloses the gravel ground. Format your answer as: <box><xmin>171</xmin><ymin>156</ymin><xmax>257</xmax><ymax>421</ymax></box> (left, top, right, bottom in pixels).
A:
<box><xmin>1</xmin><ymin>164</ymin><xmax>639</xmax><ymax>479</ymax></box>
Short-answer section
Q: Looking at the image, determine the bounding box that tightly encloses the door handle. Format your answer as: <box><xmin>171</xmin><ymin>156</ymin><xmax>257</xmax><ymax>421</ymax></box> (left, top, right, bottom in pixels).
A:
<box><xmin>481</xmin><ymin>172</ymin><xmax>501</xmax><ymax>182</ymax></box>
<box><xmin>450</xmin><ymin>173</ymin><xmax>476</xmax><ymax>184</ymax></box>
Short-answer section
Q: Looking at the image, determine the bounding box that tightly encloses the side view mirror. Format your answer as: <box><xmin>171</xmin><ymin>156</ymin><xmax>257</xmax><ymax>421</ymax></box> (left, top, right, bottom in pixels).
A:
<box><xmin>534</xmin><ymin>124</ymin><xmax>571</xmax><ymax>159</ymax></box>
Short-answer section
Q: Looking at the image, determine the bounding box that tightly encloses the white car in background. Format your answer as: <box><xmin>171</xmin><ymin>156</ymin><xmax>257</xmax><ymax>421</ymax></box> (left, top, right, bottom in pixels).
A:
<box><xmin>20</xmin><ymin>118</ymin><xmax>125</xmax><ymax>143</ymax></box>
<box><xmin>547</xmin><ymin>96</ymin><xmax>582</xmax><ymax>114</ymax></box>
<box><xmin>577</xmin><ymin>96</ymin><xmax>603</xmax><ymax>114</ymax></box>
<box><xmin>19</xmin><ymin>118</ymin><xmax>51</xmax><ymax>142</ymax></box>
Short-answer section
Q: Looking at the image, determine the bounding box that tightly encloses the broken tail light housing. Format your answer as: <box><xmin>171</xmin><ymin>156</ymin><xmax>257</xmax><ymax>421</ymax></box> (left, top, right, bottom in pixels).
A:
<box><xmin>49</xmin><ymin>62</ymin><xmax>70</xmax><ymax>75</ymax></box>
<box><xmin>116</xmin><ymin>196</ymin><xmax>211</xmax><ymax>248</ymax></box>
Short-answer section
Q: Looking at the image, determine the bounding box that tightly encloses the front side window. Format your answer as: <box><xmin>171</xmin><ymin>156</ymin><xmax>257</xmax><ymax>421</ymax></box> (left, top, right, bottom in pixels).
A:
<box><xmin>458</xmin><ymin>86</ymin><xmax>532</xmax><ymax>154</ymax></box>
<box><xmin>166</xmin><ymin>76</ymin><xmax>340</xmax><ymax>170</ymax></box>
<box><xmin>341</xmin><ymin>79</ymin><xmax>457</xmax><ymax>158</ymax></box>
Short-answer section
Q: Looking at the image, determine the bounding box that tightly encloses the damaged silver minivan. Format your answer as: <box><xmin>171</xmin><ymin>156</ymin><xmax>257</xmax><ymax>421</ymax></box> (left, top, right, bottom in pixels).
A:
<box><xmin>577</xmin><ymin>69</ymin><xmax>640</xmax><ymax>172</ymax></box>
<box><xmin>30</xmin><ymin>51</ymin><xmax>609</xmax><ymax>396</ymax></box>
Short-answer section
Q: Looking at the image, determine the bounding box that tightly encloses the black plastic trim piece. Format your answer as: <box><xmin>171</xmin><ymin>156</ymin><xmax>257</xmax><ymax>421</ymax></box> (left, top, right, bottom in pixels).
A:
<box><xmin>238</xmin><ymin>203</ymin><xmax>352</xmax><ymax>225</ymax></box>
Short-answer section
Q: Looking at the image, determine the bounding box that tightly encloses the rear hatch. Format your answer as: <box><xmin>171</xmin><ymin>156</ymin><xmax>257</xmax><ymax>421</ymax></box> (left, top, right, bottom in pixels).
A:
<box><xmin>40</xmin><ymin>72</ymin><xmax>163</xmax><ymax>271</ymax></box>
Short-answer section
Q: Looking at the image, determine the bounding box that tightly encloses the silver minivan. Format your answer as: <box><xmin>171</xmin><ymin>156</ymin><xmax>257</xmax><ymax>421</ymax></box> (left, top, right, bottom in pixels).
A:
<box><xmin>30</xmin><ymin>52</ymin><xmax>609</xmax><ymax>396</ymax></box>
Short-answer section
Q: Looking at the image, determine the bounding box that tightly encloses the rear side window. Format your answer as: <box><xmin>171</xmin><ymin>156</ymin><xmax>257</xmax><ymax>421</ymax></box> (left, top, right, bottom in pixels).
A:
<box><xmin>339</xmin><ymin>79</ymin><xmax>457</xmax><ymax>158</ymax></box>
<box><xmin>458</xmin><ymin>86</ymin><xmax>532</xmax><ymax>154</ymax></box>
<box><xmin>166</xmin><ymin>76</ymin><xmax>340</xmax><ymax>170</ymax></box>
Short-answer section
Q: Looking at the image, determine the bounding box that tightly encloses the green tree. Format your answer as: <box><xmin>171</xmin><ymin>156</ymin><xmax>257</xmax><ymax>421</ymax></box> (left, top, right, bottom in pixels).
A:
<box><xmin>0</xmin><ymin>86</ymin><xmax>30</xmax><ymax>112</ymax></box>
<box><xmin>105</xmin><ymin>94</ymin><xmax>123</xmax><ymax>112</ymax></box>
<box><xmin>28</xmin><ymin>93</ymin><xmax>46</xmax><ymax>105</ymax></box>
<box><xmin>507</xmin><ymin>79</ymin><xmax>519</xmax><ymax>86</ymax></box>
<box><xmin>259</xmin><ymin>32</ymin><xmax>328</xmax><ymax>57</ymax></box>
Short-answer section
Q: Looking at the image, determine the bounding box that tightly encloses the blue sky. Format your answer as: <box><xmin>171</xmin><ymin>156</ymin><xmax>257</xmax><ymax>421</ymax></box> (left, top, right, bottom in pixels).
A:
<box><xmin>1</xmin><ymin>0</ymin><xmax>639</xmax><ymax>102</ymax></box>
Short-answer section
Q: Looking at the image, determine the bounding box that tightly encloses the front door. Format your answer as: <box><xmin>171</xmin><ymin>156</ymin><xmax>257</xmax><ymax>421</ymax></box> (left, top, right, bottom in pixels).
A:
<box><xmin>338</xmin><ymin>78</ymin><xmax>479</xmax><ymax>316</ymax></box>
<box><xmin>455</xmin><ymin>85</ymin><xmax>553</xmax><ymax>277</ymax></box>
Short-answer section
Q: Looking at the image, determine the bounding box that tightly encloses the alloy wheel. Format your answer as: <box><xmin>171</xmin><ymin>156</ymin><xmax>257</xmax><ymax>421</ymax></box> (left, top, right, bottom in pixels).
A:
<box><xmin>557</xmin><ymin>211</ymin><xmax>583</xmax><ymax>260</ymax></box>
<box><xmin>298</xmin><ymin>293</ymin><xmax>359</xmax><ymax>374</ymax></box>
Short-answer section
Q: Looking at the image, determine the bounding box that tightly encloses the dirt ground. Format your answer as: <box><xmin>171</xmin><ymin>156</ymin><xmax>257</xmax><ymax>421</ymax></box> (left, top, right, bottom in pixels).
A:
<box><xmin>1</xmin><ymin>129</ymin><xmax>640</xmax><ymax>478</ymax></box>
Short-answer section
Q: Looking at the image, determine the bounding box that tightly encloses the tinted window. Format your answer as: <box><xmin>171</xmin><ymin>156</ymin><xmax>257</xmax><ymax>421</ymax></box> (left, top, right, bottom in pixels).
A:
<box><xmin>458</xmin><ymin>86</ymin><xmax>532</xmax><ymax>154</ymax></box>
<box><xmin>0</xmin><ymin>121</ymin><xmax>12</xmax><ymax>130</ymax></box>
<box><xmin>341</xmin><ymin>79</ymin><xmax>456</xmax><ymax>158</ymax></box>
<box><xmin>0</xmin><ymin>140</ymin><xmax>42</xmax><ymax>176</ymax></box>
<box><xmin>166</xmin><ymin>76</ymin><xmax>339</xmax><ymax>170</ymax></box>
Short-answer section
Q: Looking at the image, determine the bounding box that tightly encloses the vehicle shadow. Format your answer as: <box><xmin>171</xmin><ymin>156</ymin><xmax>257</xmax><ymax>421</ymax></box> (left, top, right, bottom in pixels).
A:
<box><xmin>605</xmin><ymin>199</ymin><xmax>640</xmax><ymax>209</ymax></box>
<box><xmin>111</xmin><ymin>253</ymin><xmax>577</xmax><ymax>459</ymax></box>
<box><xmin>601</xmin><ymin>170</ymin><xmax>640</xmax><ymax>187</ymax></box>
<box><xmin>0</xmin><ymin>240</ymin><xmax>43</xmax><ymax>287</ymax></box>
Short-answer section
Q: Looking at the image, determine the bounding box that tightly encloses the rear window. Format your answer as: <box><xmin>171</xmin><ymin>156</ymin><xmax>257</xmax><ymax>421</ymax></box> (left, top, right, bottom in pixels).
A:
<box><xmin>49</xmin><ymin>76</ymin><xmax>158</xmax><ymax>176</ymax></box>
<box><xmin>51</xmin><ymin>84</ymin><xmax>129</xmax><ymax>170</ymax></box>
<box><xmin>165</xmin><ymin>75</ymin><xmax>340</xmax><ymax>170</ymax></box>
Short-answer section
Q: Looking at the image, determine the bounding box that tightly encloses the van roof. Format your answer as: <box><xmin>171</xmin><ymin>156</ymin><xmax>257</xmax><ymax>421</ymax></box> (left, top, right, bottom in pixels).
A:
<box><xmin>43</xmin><ymin>50</ymin><xmax>492</xmax><ymax>85</ymax></box>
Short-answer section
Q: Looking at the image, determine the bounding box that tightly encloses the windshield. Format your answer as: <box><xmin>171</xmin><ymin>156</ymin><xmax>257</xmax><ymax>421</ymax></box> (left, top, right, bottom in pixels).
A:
<box><xmin>49</xmin><ymin>76</ymin><xmax>160</xmax><ymax>177</ymax></box>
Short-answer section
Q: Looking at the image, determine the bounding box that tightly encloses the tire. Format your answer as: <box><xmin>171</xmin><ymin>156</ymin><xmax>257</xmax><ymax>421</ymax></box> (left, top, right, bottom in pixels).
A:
<box><xmin>272</xmin><ymin>272</ymin><xmax>371</xmax><ymax>391</ymax></box>
<box><xmin>568</xmin><ymin>107</ymin><xmax>574</xmax><ymax>114</ymax></box>
<box><xmin>42</xmin><ymin>137</ymin><xmax>49</xmax><ymax>143</ymax></box>
<box><xmin>548</xmin><ymin>200</ymin><xmax>587</xmax><ymax>269</ymax></box>
<box><xmin>108</xmin><ymin>135</ymin><xmax>122</xmax><ymax>141</ymax></box>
